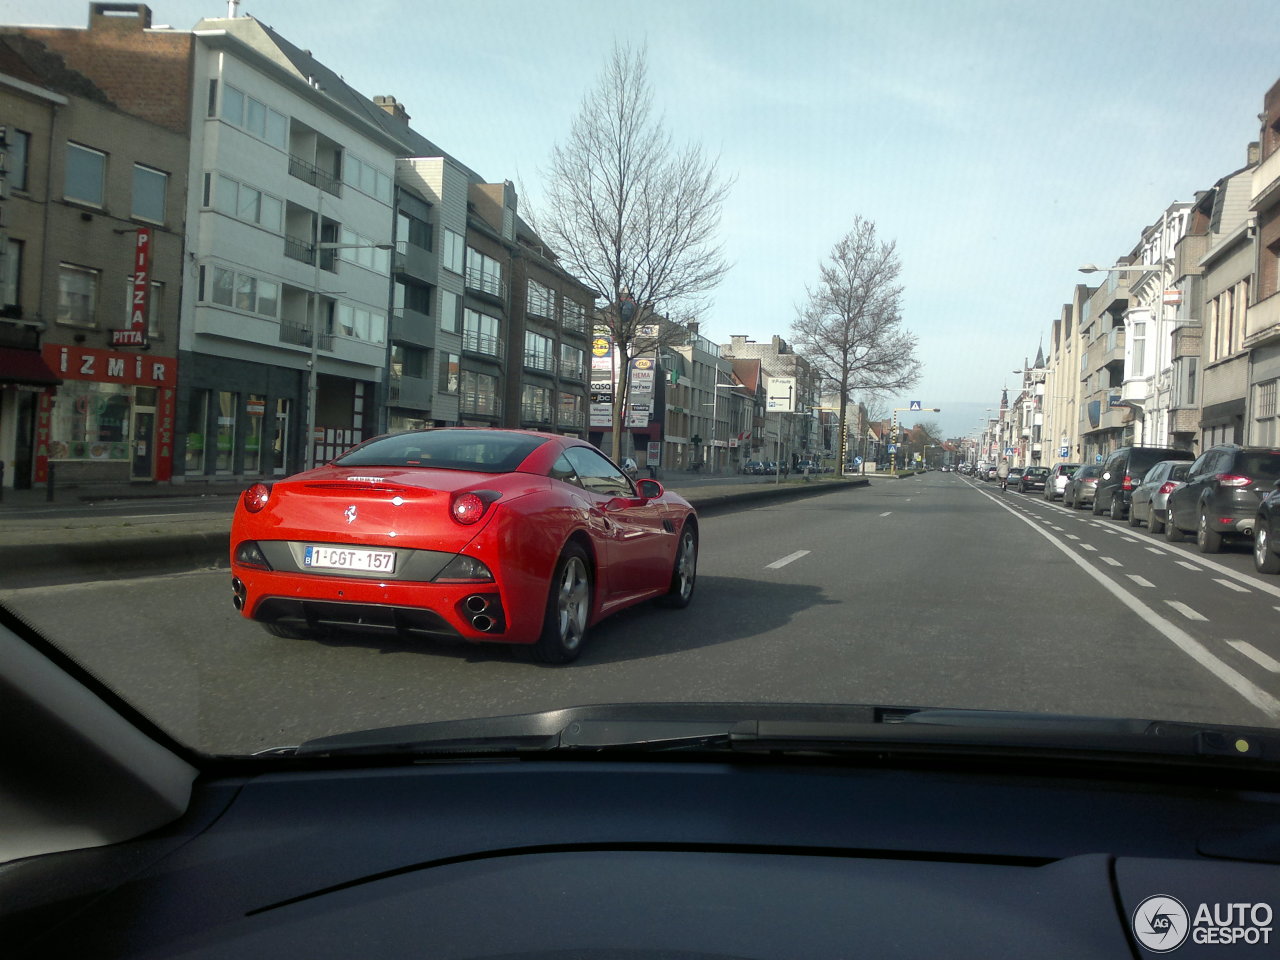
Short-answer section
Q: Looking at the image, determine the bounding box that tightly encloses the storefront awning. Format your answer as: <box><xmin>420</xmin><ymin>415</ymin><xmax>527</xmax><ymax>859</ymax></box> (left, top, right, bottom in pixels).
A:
<box><xmin>0</xmin><ymin>347</ymin><xmax>62</xmax><ymax>386</ymax></box>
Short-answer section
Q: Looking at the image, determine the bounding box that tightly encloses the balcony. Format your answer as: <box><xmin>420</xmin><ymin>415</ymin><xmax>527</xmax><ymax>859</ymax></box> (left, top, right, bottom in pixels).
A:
<box><xmin>1246</xmin><ymin>291</ymin><xmax>1280</xmax><ymax>346</ymax></box>
<box><xmin>284</xmin><ymin>235</ymin><xmax>315</xmax><ymax>266</ymax></box>
<box><xmin>521</xmin><ymin>404</ymin><xmax>553</xmax><ymax>424</ymax></box>
<box><xmin>289</xmin><ymin>154</ymin><xmax>342</xmax><ymax>197</ymax></box>
<box><xmin>560</xmin><ymin>360</ymin><xmax>586</xmax><ymax>382</ymax></box>
<box><xmin>388</xmin><ymin>374</ymin><xmax>432</xmax><ymax>410</ymax></box>
<box><xmin>278</xmin><ymin>321</ymin><xmax>333</xmax><ymax>351</ymax></box>
<box><xmin>465</xmin><ymin>268</ymin><xmax>504</xmax><ymax>301</ymax></box>
<box><xmin>559</xmin><ymin>410</ymin><xmax>586</xmax><ymax>429</ymax></box>
<box><xmin>562</xmin><ymin>310</ymin><xmax>587</xmax><ymax>335</ymax></box>
<box><xmin>524</xmin><ymin>352</ymin><xmax>556</xmax><ymax>376</ymax></box>
<box><xmin>393</xmin><ymin>240</ymin><xmax>436</xmax><ymax>283</ymax></box>
<box><xmin>1251</xmin><ymin>143</ymin><xmax>1280</xmax><ymax>212</ymax></box>
<box><xmin>460</xmin><ymin>394</ymin><xmax>501</xmax><ymax>418</ymax></box>
<box><xmin>462</xmin><ymin>330</ymin><xmax>504</xmax><ymax>359</ymax></box>
<box><xmin>390</xmin><ymin>308</ymin><xmax>436</xmax><ymax>350</ymax></box>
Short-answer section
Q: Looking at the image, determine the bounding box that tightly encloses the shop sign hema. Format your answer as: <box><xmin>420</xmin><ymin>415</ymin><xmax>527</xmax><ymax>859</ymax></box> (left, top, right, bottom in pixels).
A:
<box><xmin>112</xmin><ymin>227</ymin><xmax>151</xmax><ymax>347</ymax></box>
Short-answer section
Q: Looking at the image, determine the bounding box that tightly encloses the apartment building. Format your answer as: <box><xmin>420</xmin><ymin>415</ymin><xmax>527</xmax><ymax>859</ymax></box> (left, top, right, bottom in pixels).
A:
<box><xmin>1247</xmin><ymin>77</ymin><xmax>1280</xmax><ymax>447</ymax></box>
<box><xmin>0</xmin><ymin>15</ymin><xmax>188</xmax><ymax>488</ymax></box>
<box><xmin>1042</xmin><ymin>284</ymin><xmax>1090</xmax><ymax>468</ymax></box>
<box><xmin>720</xmin><ymin>335</ymin><xmax>819</xmax><ymax>467</ymax></box>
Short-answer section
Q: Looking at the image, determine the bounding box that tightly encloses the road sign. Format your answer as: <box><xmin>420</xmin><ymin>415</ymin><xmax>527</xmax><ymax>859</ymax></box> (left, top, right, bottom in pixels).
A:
<box><xmin>853</xmin><ymin>456</ymin><xmax>863</xmax><ymax>465</ymax></box>
<box><xmin>887</xmin><ymin>444</ymin><xmax>897</xmax><ymax>454</ymax></box>
<box><xmin>909</xmin><ymin>400</ymin><xmax>922</xmax><ymax>411</ymax></box>
<box><xmin>1095</xmin><ymin>454</ymin><xmax>1103</xmax><ymax>464</ymax></box>
<box><xmin>1059</xmin><ymin>446</ymin><xmax>1070</xmax><ymax>458</ymax></box>
<box><xmin>1005</xmin><ymin>447</ymin><xmax>1015</xmax><ymax>456</ymax></box>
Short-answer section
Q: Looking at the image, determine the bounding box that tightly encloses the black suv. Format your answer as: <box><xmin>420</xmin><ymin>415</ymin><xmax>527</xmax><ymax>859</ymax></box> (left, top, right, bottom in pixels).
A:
<box><xmin>1164</xmin><ymin>445</ymin><xmax>1280</xmax><ymax>553</ymax></box>
<box><xmin>1093</xmin><ymin>445</ymin><xmax>1194</xmax><ymax>520</ymax></box>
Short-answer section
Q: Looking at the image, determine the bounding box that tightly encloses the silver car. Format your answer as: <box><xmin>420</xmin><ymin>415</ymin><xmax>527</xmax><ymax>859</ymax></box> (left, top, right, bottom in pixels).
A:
<box><xmin>1128</xmin><ymin>460</ymin><xmax>1189</xmax><ymax>535</ymax></box>
<box><xmin>1043</xmin><ymin>463</ymin><xmax>1082</xmax><ymax>501</ymax></box>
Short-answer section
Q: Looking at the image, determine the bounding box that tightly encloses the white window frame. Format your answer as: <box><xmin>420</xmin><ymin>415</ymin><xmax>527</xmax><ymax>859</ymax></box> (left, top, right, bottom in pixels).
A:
<box><xmin>57</xmin><ymin>263</ymin><xmax>100</xmax><ymax>327</ymax></box>
<box><xmin>65</xmin><ymin>142</ymin><xmax>106</xmax><ymax>207</ymax></box>
<box><xmin>132</xmin><ymin>163</ymin><xmax>168</xmax><ymax>223</ymax></box>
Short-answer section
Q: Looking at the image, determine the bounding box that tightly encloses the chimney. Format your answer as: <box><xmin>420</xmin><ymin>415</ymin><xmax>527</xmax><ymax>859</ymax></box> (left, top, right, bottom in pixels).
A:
<box><xmin>89</xmin><ymin>3</ymin><xmax>152</xmax><ymax>30</ymax></box>
<box><xmin>373</xmin><ymin>95</ymin><xmax>411</xmax><ymax>122</ymax></box>
<box><xmin>1248</xmin><ymin>140</ymin><xmax>1261</xmax><ymax>166</ymax></box>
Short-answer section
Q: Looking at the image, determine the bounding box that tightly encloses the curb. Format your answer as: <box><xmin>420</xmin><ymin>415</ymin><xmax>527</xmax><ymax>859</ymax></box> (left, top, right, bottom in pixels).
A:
<box><xmin>1</xmin><ymin>477</ymin><xmax>871</xmax><ymax>585</ymax></box>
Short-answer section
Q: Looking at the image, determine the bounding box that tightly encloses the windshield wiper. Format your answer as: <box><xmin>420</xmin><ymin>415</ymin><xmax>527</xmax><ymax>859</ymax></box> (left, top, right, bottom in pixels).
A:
<box><xmin>272</xmin><ymin>704</ymin><xmax>1275</xmax><ymax>764</ymax></box>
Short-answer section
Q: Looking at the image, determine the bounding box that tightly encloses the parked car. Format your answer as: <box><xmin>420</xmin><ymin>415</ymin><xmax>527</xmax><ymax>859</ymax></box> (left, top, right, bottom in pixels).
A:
<box><xmin>1126</xmin><ymin>460</ymin><xmax>1189</xmax><ymax>534</ymax></box>
<box><xmin>1093</xmin><ymin>446</ymin><xmax>1194</xmax><ymax>520</ymax></box>
<box><xmin>742</xmin><ymin>460</ymin><xmax>765</xmax><ymax>475</ymax></box>
<box><xmin>1006</xmin><ymin>467</ymin><xmax>1025</xmax><ymax>487</ymax></box>
<box><xmin>1042</xmin><ymin>463</ymin><xmax>1081</xmax><ymax>501</ymax></box>
<box><xmin>984</xmin><ymin>465</ymin><xmax>999</xmax><ymax>482</ymax></box>
<box><xmin>230</xmin><ymin>428</ymin><xmax>698</xmax><ymax>663</ymax></box>
<box><xmin>1018</xmin><ymin>466</ymin><xmax>1050</xmax><ymax>494</ymax></box>
<box><xmin>1164</xmin><ymin>445</ymin><xmax>1280</xmax><ymax>552</ymax></box>
<box><xmin>1062</xmin><ymin>464</ymin><xmax>1101</xmax><ymax>509</ymax></box>
<box><xmin>1254</xmin><ymin>476</ymin><xmax>1280</xmax><ymax>574</ymax></box>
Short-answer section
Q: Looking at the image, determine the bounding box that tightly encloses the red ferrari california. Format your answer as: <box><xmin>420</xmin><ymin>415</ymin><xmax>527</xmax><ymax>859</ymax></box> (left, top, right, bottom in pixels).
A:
<box><xmin>230</xmin><ymin>428</ymin><xmax>698</xmax><ymax>663</ymax></box>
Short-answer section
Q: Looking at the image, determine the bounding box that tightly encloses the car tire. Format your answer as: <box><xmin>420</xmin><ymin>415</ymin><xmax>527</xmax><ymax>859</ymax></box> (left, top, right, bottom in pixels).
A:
<box><xmin>1164</xmin><ymin>511</ymin><xmax>1185</xmax><ymax>542</ymax></box>
<box><xmin>1091</xmin><ymin>495</ymin><xmax>1105</xmax><ymax>516</ymax></box>
<box><xmin>534</xmin><ymin>543</ymin><xmax>592</xmax><ymax>664</ymax></box>
<box><xmin>1127</xmin><ymin>500</ymin><xmax>1143</xmax><ymax>527</ymax></box>
<box><xmin>1109</xmin><ymin>495</ymin><xmax>1126</xmax><ymax>522</ymax></box>
<box><xmin>1148</xmin><ymin>510</ymin><xmax>1166</xmax><ymax>536</ymax></box>
<box><xmin>1197</xmin><ymin>510</ymin><xmax>1223</xmax><ymax>554</ymax></box>
<box><xmin>655</xmin><ymin>523</ymin><xmax>698</xmax><ymax>609</ymax></box>
<box><xmin>1064</xmin><ymin>492</ymin><xmax>1075</xmax><ymax>509</ymax></box>
<box><xmin>1255</xmin><ymin>522</ymin><xmax>1280</xmax><ymax>575</ymax></box>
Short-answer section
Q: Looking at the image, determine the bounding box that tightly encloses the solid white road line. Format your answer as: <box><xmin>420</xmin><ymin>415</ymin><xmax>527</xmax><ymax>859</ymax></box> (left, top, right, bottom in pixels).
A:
<box><xmin>973</xmin><ymin>486</ymin><xmax>1280</xmax><ymax>719</ymax></box>
<box><xmin>765</xmin><ymin>550</ymin><xmax>811</xmax><ymax>570</ymax></box>
<box><xmin>1228</xmin><ymin>641</ymin><xmax>1280</xmax><ymax>673</ymax></box>
<box><xmin>1165</xmin><ymin>600</ymin><xmax>1209</xmax><ymax>622</ymax></box>
<box><xmin>1127</xmin><ymin>575</ymin><xmax>1155</xmax><ymax>588</ymax></box>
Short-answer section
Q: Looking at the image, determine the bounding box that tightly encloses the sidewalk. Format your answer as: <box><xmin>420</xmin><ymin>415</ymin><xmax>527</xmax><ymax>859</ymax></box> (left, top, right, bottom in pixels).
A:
<box><xmin>0</xmin><ymin>473</ymin><xmax>870</xmax><ymax>582</ymax></box>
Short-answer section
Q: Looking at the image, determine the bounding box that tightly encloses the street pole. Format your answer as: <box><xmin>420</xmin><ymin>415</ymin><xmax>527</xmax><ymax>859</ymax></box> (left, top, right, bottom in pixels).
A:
<box><xmin>305</xmin><ymin>190</ymin><xmax>322</xmax><ymax>471</ymax></box>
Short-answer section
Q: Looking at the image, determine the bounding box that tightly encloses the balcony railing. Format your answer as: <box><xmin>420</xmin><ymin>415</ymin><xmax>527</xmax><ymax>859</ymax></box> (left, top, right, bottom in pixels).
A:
<box><xmin>278</xmin><ymin>321</ymin><xmax>333</xmax><ymax>351</ymax></box>
<box><xmin>562</xmin><ymin>310</ymin><xmax>587</xmax><ymax>334</ymax></box>
<box><xmin>284</xmin><ymin>235</ymin><xmax>315</xmax><ymax>265</ymax></box>
<box><xmin>460</xmin><ymin>394</ymin><xmax>501</xmax><ymax>418</ymax></box>
<box><xmin>559</xmin><ymin>360</ymin><xmax>586</xmax><ymax>382</ymax></box>
<box><xmin>289</xmin><ymin>154</ymin><xmax>342</xmax><ymax>197</ymax></box>
<box><xmin>465</xmin><ymin>268</ymin><xmax>504</xmax><ymax>299</ymax></box>
<box><xmin>524</xmin><ymin>352</ymin><xmax>556</xmax><ymax>375</ymax></box>
<box><xmin>389</xmin><ymin>374</ymin><xmax>432</xmax><ymax>409</ymax></box>
<box><xmin>558</xmin><ymin>410</ymin><xmax>586</xmax><ymax>428</ymax></box>
<box><xmin>463</xmin><ymin>330</ymin><xmax>504</xmax><ymax>358</ymax></box>
<box><xmin>521</xmin><ymin>404</ymin><xmax>553</xmax><ymax>423</ymax></box>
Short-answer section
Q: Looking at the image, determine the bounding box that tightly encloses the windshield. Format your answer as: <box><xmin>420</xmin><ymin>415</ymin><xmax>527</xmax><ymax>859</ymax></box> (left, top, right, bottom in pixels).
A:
<box><xmin>3</xmin><ymin>0</ymin><xmax>1280</xmax><ymax>763</ymax></box>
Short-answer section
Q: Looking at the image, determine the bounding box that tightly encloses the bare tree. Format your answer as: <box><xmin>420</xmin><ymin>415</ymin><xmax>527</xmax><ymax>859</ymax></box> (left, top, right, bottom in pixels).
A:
<box><xmin>792</xmin><ymin>217</ymin><xmax>921</xmax><ymax>469</ymax></box>
<box><xmin>532</xmin><ymin>43</ymin><xmax>734</xmax><ymax>461</ymax></box>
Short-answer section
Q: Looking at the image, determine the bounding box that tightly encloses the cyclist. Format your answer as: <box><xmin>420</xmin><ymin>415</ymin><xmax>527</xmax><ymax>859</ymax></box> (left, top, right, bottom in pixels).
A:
<box><xmin>997</xmin><ymin>457</ymin><xmax>1011</xmax><ymax>491</ymax></box>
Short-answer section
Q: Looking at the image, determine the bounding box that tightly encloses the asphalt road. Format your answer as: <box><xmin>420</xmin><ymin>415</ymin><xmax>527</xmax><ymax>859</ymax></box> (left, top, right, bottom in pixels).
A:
<box><xmin>4</xmin><ymin>472</ymin><xmax>1279</xmax><ymax>755</ymax></box>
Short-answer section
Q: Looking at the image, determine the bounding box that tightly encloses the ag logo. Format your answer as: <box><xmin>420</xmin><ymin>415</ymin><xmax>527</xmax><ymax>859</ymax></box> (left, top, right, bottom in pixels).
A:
<box><xmin>1133</xmin><ymin>895</ymin><xmax>1190</xmax><ymax>953</ymax></box>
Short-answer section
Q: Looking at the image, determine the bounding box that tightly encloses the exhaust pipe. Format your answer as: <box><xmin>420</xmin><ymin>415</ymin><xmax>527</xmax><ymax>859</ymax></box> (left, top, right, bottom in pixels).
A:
<box><xmin>232</xmin><ymin>595</ymin><xmax>244</xmax><ymax>611</ymax></box>
<box><xmin>471</xmin><ymin>614</ymin><xmax>494</xmax><ymax>632</ymax></box>
<box><xmin>465</xmin><ymin>595</ymin><xmax>489</xmax><ymax>613</ymax></box>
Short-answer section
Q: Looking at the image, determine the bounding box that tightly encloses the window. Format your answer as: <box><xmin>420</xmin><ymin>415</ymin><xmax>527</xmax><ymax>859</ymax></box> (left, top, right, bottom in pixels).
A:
<box><xmin>563</xmin><ymin>299</ymin><xmax>587</xmax><ymax>332</ymax></box>
<box><xmin>65</xmin><ymin>142</ymin><xmax>105</xmax><ymax>206</ymax></box>
<box><xmin>561</xmin><ymin>344</ymin><xmax>585</xmax><ymax>380</ymax></box>
<box><xmin>525</xmin><ymin>331</ymin><xmax>555</xmax><ymax>373</ymax></box>
<box><xmin>465</xmin><ymin>247</ymin><xmax>503</xmax><ymax>297</ymax></box>
<box><xmin>1129</xmin><ymin>320</ymin><xmax>1146</xmax><ymax>378</ymax></box>
<box><xmin>57</xmin><ymin>264</ymin><xmax>99</xmax><ymax>327</ymax></box>
<box><xmin>337</xmin><ymin>227</ymin><xmax>391</xmax><ymax>274</ymax></box>
<box><xmin>3</xmin><ymin>239</ymin><xmax>22</xmax><ymax>313</ymax></box>
<box><xmin>564</xmin><ymin>445</ymin><xmax>632</xmax><ymax>497</ymax></box>
<box><xmin>1258</xmin><ymin>378</ymin><xmax>1278</xmax><ymax>422</ymax></box>
<box><xmin>394</xmin><ymin>281</ymin><xmax>432</xmax><ymax>316</ymax></box>
<box><xmin>132</xmin><ymin>165</ymin><xmax>168</xmax><ymax>223</ymax></box>
<box><xmin>220</xmin><ymin>84</ymin><xmax>288</xmax><ymax>149</ymax></box>
<box><xmin>212</xmin><ymin>174</ymin><xmax>282</xmax><ymax>231</ymax></box>
<box><xmin>439</xmin><ymin>289</ymin><xmax>459</xmax><ymax>333</ymax></box>
<box><xmin>559</xmin><ymin>391</ymin><xmax>584</xmax><ymax>427</ymax></box>
<box><xmin>245</xmin><ymin>395</ymin><xmax>266</xmax><ymax>475</ymax></box>
<box><xmin>398</xmin><ymin>211</ymin><xmax>432</xmax><ymax>250</ymax></box>
<box><xmin>205</xmin><ymin>265</ymin><xmax>279</xmax><ymax>318</ymax></box>
<box><xmin>522</xmin><ymin>384</ymin><xmax>552</xmax><ymax>422</ymax></box>
<box><xmin>185</xmin><ymin>390</ymin><xmax>209</xmax><ymax>474</ymax></box>
<box><xmin>343</xmin><ymin>153</ymin><xmax>392</xmax><ymax>203</ymax></box>
<box><xmin>6</xmin><ymin>129</ymin><xmax>30</xmax><ymax>191</ymax></box>
<box><xmin>215</xmin><ymin>391</ymin><xmax>237</xmax><ymax>473</ymax></box>
<box><xmin>460</xmin><ymin>370</ymin><xmax>498</xmax><ymax>416</ymax></box>
<box><xmin>442</xmin><ymin>230</ymin><xmax>465</xmax><ymax>274</ymax></box>
<box><xmin>527</xmin><ymin>280</ymin><xmax>554</xmax><ymax>318</ymax></box>
<box><xmin>439</xmin><ymin>352</ymin><xmax>460</xmax><ymax>394</ymax></box>
<box><xmin>463</xmin><ymin>309</ymin><xmax>501</xmax><ymax>356</ymax></box>
<box><xmin>122</xmin><ymin>278</ymin><xmax>164</xmax><ymax>337</ymax></box>
<box><xmin>47</xmin><ymin>382</ymin><xmax>132</xmax><ymax>461</ymax></box>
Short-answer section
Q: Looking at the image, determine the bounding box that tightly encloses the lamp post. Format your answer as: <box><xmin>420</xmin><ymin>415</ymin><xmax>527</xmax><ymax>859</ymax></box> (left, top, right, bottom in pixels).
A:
<box><xmin>703</xmin><ymin>379</ymin><xmax>737</xmax><ymax>475</ymax></box>
<box><xmin>305</xmin><ymin>237</ymin><xmax>394</xmax><ymax>470</ymax></box>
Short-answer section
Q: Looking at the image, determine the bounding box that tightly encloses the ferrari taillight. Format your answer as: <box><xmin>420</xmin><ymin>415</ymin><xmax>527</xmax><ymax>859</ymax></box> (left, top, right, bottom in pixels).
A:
<box><xmin>243</xmin><ymin>483</ymin><xmax>272</xmax><ymax>513</ymax></box>
<box><xmin>451</xmin><ymin>492</ymin><xmax>488</xmax><ymax>525</ymax></box>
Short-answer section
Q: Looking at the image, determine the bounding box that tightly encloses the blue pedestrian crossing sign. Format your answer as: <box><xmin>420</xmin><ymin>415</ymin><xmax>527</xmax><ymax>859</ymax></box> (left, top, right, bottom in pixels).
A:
<box><xmin>1005</xmin><ymin>447</ymin><xmax>1015</xmax><ymax>456</ymax></box>
<box><xmin>909</xmin><ymin>400</ymin><xmax>922</xmax><ymax>411</ymax></box>
<box><xmin>887</xmin><ymin>444</ymin><xmax>897</xmax><ymax>454</ymax></box>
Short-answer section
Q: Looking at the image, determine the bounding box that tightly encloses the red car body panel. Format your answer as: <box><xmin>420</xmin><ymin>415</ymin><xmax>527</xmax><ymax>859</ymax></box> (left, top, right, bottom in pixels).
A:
<box><xmin>230</xmin><ymin>431</ymin><xmax>696</xmax><ymax>646</ymax></box>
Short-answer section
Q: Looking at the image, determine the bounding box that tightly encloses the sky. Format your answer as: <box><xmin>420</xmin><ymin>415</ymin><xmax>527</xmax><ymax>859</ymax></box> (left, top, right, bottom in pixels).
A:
<box><xmin>9</xmin><ymin>0</ymin><xmax>1280</xmax><ymax>437</ymax></box>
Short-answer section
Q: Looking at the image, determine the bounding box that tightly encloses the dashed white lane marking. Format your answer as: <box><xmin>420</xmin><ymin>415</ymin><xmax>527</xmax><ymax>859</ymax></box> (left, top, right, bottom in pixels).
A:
<box><xmin>879</xmin><ymin>512</ymin><xmax>892</xmax><ymax>517</ymax></box>
<box><xmin>1165</xmin><ymin>600</ymin><xmax>1208</xmax><ymax>622</ymax></box>
<box><xmin>1051</xmin><ymin>526</ymin><xmax>1064</xmax><ymax>531</ymax></box>
<box><xmin>1122</xmin><ymin>537</ymin><xmax>1138</xmax><ymax>543</ymax></box>
<box><xmin>1146</xmin><ymin>547</ymin><xmax>1166</xmax><ymax>555</ymax></box>
<box><xmin>1169</xmin><ymin>551</ymin><xmax>1280</xmax><ymax>600</ymax></box>
<box><xmin>766</xmin><ymin>550</ymin><xmax>810</xmax><ymax>570</ymax></box>
<box><xmin>1228</xmin><ymin>641</ymin><xmax>1280</xmax><ymax>673</ymax></box>
<box><xmin>1081</xmin><ymin>544</ymin><xmax>1098</xmax><ymax>552</ymax></box>
<box><xmin>1066</xmin><ymin>534</ymin><xmax>1080</xmax><ymax>541</ymax></box>
<box><xmin>1127</xmin><ymin>575</ymin><xmax>1155</xmax><ymax>588</ymax></box>
<box><xmin>1176</xmin><ymin>561</ymin><xmax>1200</xmax><ymax>571</ymax></box>
<box><xmin>1215</xmin><ymin>578</ymin><xmax>1251</xmax><ymax>594</ymax></box>
<box><xmin>1101</xmin><ymin>557</ymin><xmax>1122</xmax><ymax>566</ymax></box>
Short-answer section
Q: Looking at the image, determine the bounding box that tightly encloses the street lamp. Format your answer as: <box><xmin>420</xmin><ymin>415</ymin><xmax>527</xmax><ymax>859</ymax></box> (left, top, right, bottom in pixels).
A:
<box><xmin>305</xmin><ymin>238</ymin><xmax>395</xmax><ymax>470</ymax></box>
<box><xmin>703</xmin><ymin>379</ymin><xmax>737</xmax><ymax>475</ymax></box>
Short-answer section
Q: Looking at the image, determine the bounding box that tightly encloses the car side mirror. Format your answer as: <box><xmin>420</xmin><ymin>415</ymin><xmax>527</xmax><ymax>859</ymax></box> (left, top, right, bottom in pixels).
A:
<box><xmin>637</xmin><ymin>479</ymin><xmax>663</xmax><ymax>499</ymax></box>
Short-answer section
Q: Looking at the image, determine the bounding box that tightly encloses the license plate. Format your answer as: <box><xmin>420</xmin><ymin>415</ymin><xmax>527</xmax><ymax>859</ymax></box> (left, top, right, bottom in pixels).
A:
<box><xmin>304</xmin><ymin>545</ymin><xmax>397</xmax><ymax>573</ymax></box>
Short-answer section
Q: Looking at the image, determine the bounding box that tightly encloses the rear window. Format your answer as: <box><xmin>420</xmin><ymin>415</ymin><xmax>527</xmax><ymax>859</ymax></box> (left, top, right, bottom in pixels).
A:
<box><xmin>1236</xmin><ymin>451</ymin><xmax>1280</xmax><ymax>480</ymax></box>
<box><xmin>1076</xmin><ymin>466</ymin><xmax>1100</xmax><ymax>478</ymax></box>
<box><xmin>1129</xmin><ymin>448</ymin><xmax>1192</xmax><ymax>473</ymax></box>
<box><xmin>1026</xmin><ymin>468</ymin><xmax>1049</xmax><ymax>477</ymax></box>
<box><xmin>335</xmin><ymin>430</ymin><xmax>546</xmax><ymax>472</ymax></box>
